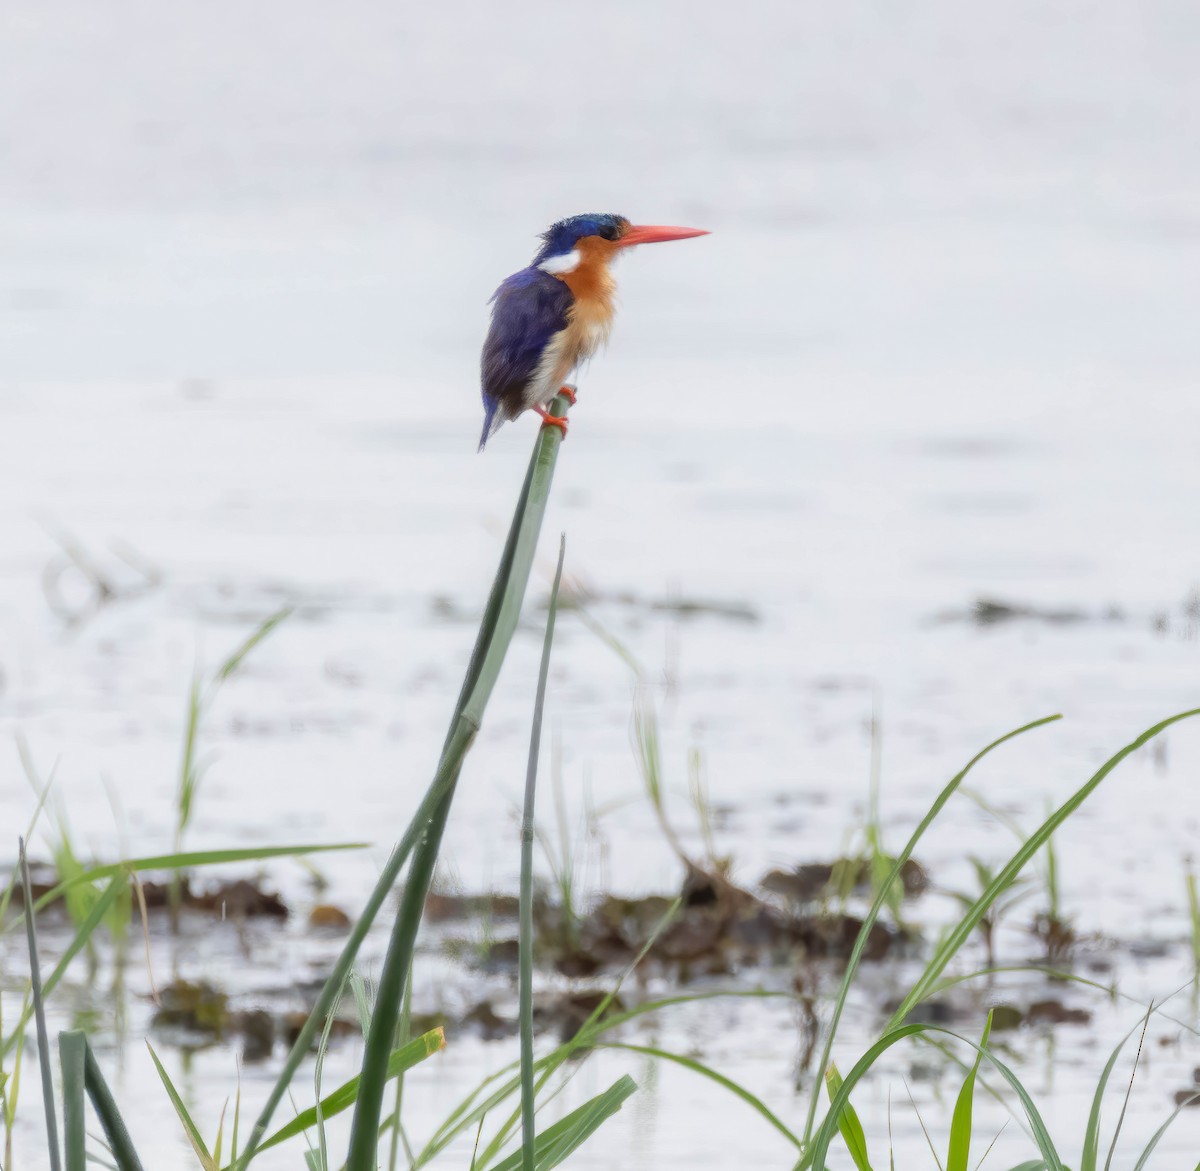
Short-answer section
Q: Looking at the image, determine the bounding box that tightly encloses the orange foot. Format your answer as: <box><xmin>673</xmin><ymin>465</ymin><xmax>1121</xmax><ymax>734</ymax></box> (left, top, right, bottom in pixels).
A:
<box><xmin>534</xmin><ymin>405</ymin><xmax>569</xmax><ymax>436</ymax></box>
<box><xmin>558</xmin><ymin>384</ymin><xmax>578</xmax><ymax>405</ymax></box>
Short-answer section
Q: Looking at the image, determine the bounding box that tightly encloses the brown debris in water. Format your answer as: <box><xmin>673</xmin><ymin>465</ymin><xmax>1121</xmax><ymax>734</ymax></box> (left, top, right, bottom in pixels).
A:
<box><xmin>457</xmin><ymin>990</ymin><xmax>626</xmax><ymax>1044</ymax></box>
<box><xmin>8</xmin><ymin>867</ymin><xmax>292</xmax><ymax>922</ymax></box>
<box><xmin>425</xmin><ymin>891</ymin><xmax>520</xmax><ymax>922</ymax></box>
<box><xmin>891</xmin><ymin>996</ymin><xmax>1092</xmax><ymax>1032</ymax></box>
<box><xmin>933</xmin><ymin>597</ymin><xmax>1125</xmax><ymax>628</ymax></box>
<box><xmin>308</xmin><ymin>903</ymin><xmax>352</xmax><ymax>930</ymax></box>
<box><xmin>151</xmin><ymin>979</ymin><xmax>230</xmax><ymax>1038</ymax></box>
<box><xmin>761</xmin><ymin>858</ymin><xmax>929</xmax><ymax>906</ymax></box>
<box><xmin>534</xmin><ymin>862</ymin><xmax>905</xmax><ymax>979</ymax></box>
<box><xmin>187</xmin><ymin>878</ymin><xmax>289</xmax><ymax>920</ymax></box>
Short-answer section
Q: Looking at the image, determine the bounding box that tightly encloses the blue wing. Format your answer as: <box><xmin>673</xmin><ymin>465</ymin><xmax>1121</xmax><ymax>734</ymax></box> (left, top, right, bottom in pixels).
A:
<box><xmin>479</xmin><ymin>267</ymin><xmax>573</xmax><ymax>450</ymax></box>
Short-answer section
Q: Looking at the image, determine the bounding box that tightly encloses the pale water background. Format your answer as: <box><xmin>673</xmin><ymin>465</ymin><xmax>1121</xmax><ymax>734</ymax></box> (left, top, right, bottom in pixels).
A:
<box><xmin>1</xmin><ymin>1</ymin><xmax>1199</xmax><ymax>1166</ymax></box>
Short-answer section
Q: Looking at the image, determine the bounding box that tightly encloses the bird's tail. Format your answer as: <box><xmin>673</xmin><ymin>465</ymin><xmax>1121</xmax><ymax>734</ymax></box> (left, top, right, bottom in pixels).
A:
<box><xmin>478</xmin><ymin>394</ymin><xmax>503</xmax><ymax>452</ymax></box>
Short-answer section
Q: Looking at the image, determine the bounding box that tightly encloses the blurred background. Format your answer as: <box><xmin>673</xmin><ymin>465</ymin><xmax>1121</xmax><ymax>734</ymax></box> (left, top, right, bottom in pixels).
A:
<box><xmin>1</xmin><ymin>1</ymin><xmax>1198</xmax><ymax>1166</ymax></box>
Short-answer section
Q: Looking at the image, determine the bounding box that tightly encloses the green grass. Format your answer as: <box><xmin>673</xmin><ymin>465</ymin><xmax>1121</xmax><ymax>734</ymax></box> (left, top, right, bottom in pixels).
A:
<box><xmin>171</xmin><ymin>608</ymin><xmax>292</xmax><ymax>929</ymax></box>
<box><xmin>5</xmin><ymin>399</ymin><xmax>1200</xmax><ymax>1171</ymax></box>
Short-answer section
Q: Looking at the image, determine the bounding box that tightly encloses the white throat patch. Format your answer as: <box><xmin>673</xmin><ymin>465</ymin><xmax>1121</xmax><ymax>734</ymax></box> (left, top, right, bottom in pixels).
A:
<box><xmin>537</xmin><ymin>249</ymin><xmax>581</xmax><ymax>275</ymax></box>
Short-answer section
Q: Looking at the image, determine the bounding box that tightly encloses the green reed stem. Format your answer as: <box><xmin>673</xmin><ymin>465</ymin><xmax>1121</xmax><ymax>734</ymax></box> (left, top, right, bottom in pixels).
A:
<box><xmin>520</xmin><ymin>535</ymin><xmax>566</xmax><ymax>1171</ymax></box>
<box><xmin>343</xmin><ymin>398</ymin><xmax>571</xmax><ymax>1171</ymax></box>
<box><xmin>19</xmin><ymin>837</ymin><xmax>61</xmax><ymax>1171</ymax></box>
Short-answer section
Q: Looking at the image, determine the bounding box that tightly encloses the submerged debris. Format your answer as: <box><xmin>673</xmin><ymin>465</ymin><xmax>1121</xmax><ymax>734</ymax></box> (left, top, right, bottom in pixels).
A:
<box><xmin>462</xmin><ymin>1000</ymin><xmax>518</xmax><ymax>1040</ymax></box>
<box><xmin>308</xmin><ymin>903</ymin><xmax>352</xmax><ymax>930</ymax></box>
<box><xmin>760</xmin><ymin>858</ymin><xmax>929</xmax><ymax>906</ymax></box>
<box><xmin>151</xmin><ymin>979</ymin><xmax>230</xmax><ymax>1040</ymax></box>
<box><xmin>229</xmin><ymin>1009</ymin><xmax>275</xmax><ymax>1062</ymax></box>
<box><xmin>540</xmin><ymin>585</ymin><xmax>761</xmax><ymax>624</ymax></box>
<box><xmin>453</xmin><ymin>990</ymin><xmax>628</xmax><ymax>1044</ymax></box>
<box><xmin>186</xmin><ymin>878</ymin><xmax>289</xmax><ymax>920</ymax></box>
<box><xmin>534</xmin><ymin>863</ymin><xmax>906</xmax><ymax>980</ymax></box>
<box><xmin>891</xmin><ymin>996</ymin><xmax>1092</xmax><ymax>1032</ymax></box>
<box><xmin>425</xmin><ymin>891</ymin><xmax>520</xmax><ymax>923</ymax></box>
<box><xmin>1025</xmin><ymin>999</ymin><xmax>1092</xmax><ymax>1026</ymax></box>
<box><xmin>1173</xmin><ymin>1071</ymin><xmax>1200</xmax><ymax>1108</ymax></box>
<box><xmin>281</xmin><ymin>1010</ymin><xmax>358</xmax><ymax>1049</ymax></box>
<box><xmin>1031</xmin><ymin>912</ymin><xmax>1077</xmax><ymax>964</ymax></box>
<box><xmin>933</xmin><ymin>597</ymin><xmax>1124</xmax><ymax>627</ymax></box>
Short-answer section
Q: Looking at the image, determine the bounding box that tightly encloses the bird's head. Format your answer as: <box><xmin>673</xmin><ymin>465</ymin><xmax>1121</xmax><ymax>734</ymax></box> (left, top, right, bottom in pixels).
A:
<box><xmin>533</xmin><ymin>213</ymin><xmax>708</xmax><ymax>275</ymax></box>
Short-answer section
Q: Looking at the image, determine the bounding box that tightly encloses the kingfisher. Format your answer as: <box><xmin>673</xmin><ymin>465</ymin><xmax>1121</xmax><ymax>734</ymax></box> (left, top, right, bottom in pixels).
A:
<box><xmin>478</xmin><ymin>213</ymin><xmax>708</xmax><ymax>450</ymax></box>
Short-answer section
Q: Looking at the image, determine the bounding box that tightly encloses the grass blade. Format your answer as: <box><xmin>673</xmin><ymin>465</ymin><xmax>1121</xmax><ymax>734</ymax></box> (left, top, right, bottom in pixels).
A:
<box><xmin>485</xmin><ymin>1075</ymin><xmax>637</xmax><ymax>1171</ymax></box>
<box><xmin>2</xmin><ymin>875</ymin><xmax>127</xmax><ymax>1061</ymax></box>
<box><xmin>946</xmin><ymin>1012</ymin><xmax>992</xmax><ymax>1171</ymax></box>
<box><xmin>519</xmin><ymin>535</ymin><xmax>567</xmax><ymax>1171</ymax></box>
<box><xmin>418</xmin><ymin>906</ymin><xmax>724</xmax><ymax>1169</ymax></box>
<box><xmin>825</xmin><ymin>1062</ymin><xmax>873</xmax><ymax>1171</ymax></box>
<box><xmin>251</xmin><ymin>1029</ymin><xmax>444</xmax><ymax>1156</ymax></box>
<box><xmin>146</xmin><ymin>1042</ymin><xmax>215</xmax><ymax>1171</ymax></box>
<box><xmin>1132</xmin><ymin>1090</ymin><xmax>1200</xmax><ymax>1170</ymax></box>
<box><xmin>605</xmin><ymin>1041</ymin><xmax>801</xmax><ymax>1149</ymax></box>
<box><xmin>82</xmin><ymin>1040</ymin><xmax>146</xmax><ymax>1171</ymax></box>
<box><xmin>345</xmin><ymin>398</ymin><xmax>570</xmax><ymax>1171</ymax></box>
<box><xmin>802</xmin><ymin>715</ymin><xmax>1061</xmax><ymax>1148</ymax></box>
<box><xmin>19</xmin><ymin>836</ymin><xmax>62</xmax><ymax>1171</ymax></box>
<box><xmin>216</xmin><ymin>608</ymin><xmax>292</xmax><ymax>683</ymax></box>
<box><xmin>1080</xmin><ymin>1016</ymin><xmax>1143</xmax><ymax>1171</ymax></box>
<box><xmin>343</xmin><ymin>729</ymin><xmax>468</xmax><ymax>1168</ymax></box>
<box><xmin>461</xmin><ymin>395</ymin><xmax>570</xmax><ymax>729</ymax></box>
<box><xmin>235</xmin><ymin>756</ymin><xmax>460</xmax><ymax>1165</ymax></box>
<box><xmin>1102</xmin><ymin>1005</ymin><xmax>1151</xmax><ymax>1171</ymax></box>
<box><xmin>14</xmin><ymin>842</ymin><xmax>367</xmax><ymax>925</ymax></box>
<box><xmin>810</xmin><ymin>1024</ymin><xmax>1063</xmax><ymax>1171</ymax></box>
<box><xmin>886</xmin><ymin>708</ymin><xmax>1200</xmax><ymax>1031</ymax></box>
<box><xmin>60</xmin><ymin>1031</ymin><xmax>87</xmax><ymax>1171</ymax></box>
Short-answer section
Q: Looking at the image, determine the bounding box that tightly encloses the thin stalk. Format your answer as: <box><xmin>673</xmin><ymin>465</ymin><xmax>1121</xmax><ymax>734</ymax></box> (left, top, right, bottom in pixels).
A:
<box><xmin>386</xmin><ymin>973</ymin><xmax>416</xmax><ymax>1171</ymax></box>
<box><xmin>799</xmin><ymin>716</ymin><xmax>1061</xmax><ymax>1154</ymax></box>
<box><xmin>20</xmin><ymin>836</ymin><xmax>62</xmax><ymax>1171</ymax></box>
<box><xmin>520</xmin><ymin>536</ymin><xmax>567</xmax><ymax>1171</ymax></box>
<box><xmin>2</xmin><ymin>876</ymin><xmax>127</xmax><ymax>1061</ymax></box>
<box><xmin>886</xmin><ymin>708</ymin><xmax>1200</xmax><ymax>1030</ymax></box>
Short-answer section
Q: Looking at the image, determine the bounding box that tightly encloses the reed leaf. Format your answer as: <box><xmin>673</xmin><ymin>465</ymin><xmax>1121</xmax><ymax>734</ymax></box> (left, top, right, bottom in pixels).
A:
<box><xmin>343</xmin><ymin>400</ymin><xmax>569</xmax><ymax>1170</ymax></box>
<box><xmin>83</xmin><ymin>1040</ymin><xmax>146</xmax><ymax>1171</ymax></box>
<box><xmin>484</xmin><ymin>1075</ymin><xmax>637</xmax><ymax>1171</ymax></box>
<box><xmin>249</xmin><ymin>1029</ymin><xmax>445</xmax><ymax>1156</ymax></box>
<box><xmin>2</xmin><ymin>875</ymin><xmax>126</xmax><ymax>1061</ymax></box>
<box><xmin>946</xmin><ymin>1012</ymin><xmax>992</xmax><ymax>1171</ymax></box>
<box><xmin>810</xmin><ymin>1024</ymin><xmax>1062</xmax><ymax>1171</ymax></box>
<box><xmin>1080</xmin><ymin>1017</ymin><xmax>1143</xmax><ymax>1171</ymax></box>
<box><xmin>146</xmin><ymin>1042</ymin><xmax>216</xmax><ymax>1171</ymax></box>
<box><xmin>886</xmin><ymin>708</ymin><xmax>1200</xmax><ymax>1031</ymax></box>
<box><xmin>801</xmin><ymin>715</ymin><xmax>1062</xmax><ymax>1149</ymax></box>
<box><xmin>15</xmin><ymin>842</ymin><xmax>365</xmax><ymax>925</ymax></box>
<box><xmin>518</xmin><ymin>535</ymin><xmax>567</xmax><ymax>1171</ymax></box>
<box><xmin>824</xmin><ymin>1062</ymin><xmax>872</xmax><ymax>1171</ymax></box>
<box><xmin>606</xmin><ymin>1041</ymin><xmax>801</xmax><ymax>1149</ymax></box>
<box><xmin>19</xmin><ymin>837</ymin><xmax>62</xmax><ymax>1171</ymax></box>
<box><xmin>59</xmin><ymin>1032</ymin><xmax>87</xmax><ymax>1171</ymax></box>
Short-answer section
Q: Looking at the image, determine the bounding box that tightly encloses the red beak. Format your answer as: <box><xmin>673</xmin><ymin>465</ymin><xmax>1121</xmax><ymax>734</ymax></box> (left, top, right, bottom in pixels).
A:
<box><xmin>617</xmin><ymin>224</ymin><xmax>710</xmax><ymax>248</ymax></box>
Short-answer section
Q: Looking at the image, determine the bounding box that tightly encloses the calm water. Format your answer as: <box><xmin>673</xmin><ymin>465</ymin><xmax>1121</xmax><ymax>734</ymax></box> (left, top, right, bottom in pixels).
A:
<box><xmin>1</xmin><ymin>1</ymin><xmax>1198</xmax><ymax>1165</ymax></box>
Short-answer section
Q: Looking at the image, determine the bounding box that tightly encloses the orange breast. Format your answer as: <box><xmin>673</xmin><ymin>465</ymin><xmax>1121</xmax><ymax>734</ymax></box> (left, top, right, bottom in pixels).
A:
<box><xmin>560</xmin><ymin>235</ymin><xmax>619</xmax><ymax>308</ymax></box>
<box><xmin>554</xmin><ymin>235</ymin><xmax>618</xmax><ymax>376</ymax></box>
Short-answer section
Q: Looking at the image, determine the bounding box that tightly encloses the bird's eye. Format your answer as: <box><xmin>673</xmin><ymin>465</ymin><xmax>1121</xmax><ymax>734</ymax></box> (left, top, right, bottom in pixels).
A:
<box><xmin>598</xmin><ymin>223</ymin><xmax>619</xmax><ymax>241</ymax></box>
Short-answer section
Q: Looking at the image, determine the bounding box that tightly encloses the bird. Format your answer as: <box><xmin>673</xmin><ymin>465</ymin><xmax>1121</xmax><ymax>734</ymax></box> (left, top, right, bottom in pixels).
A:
<box><xmin>478</xmin><ymin>213</ymin><xmax>708</xmax><ymax>450</ymax></box>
